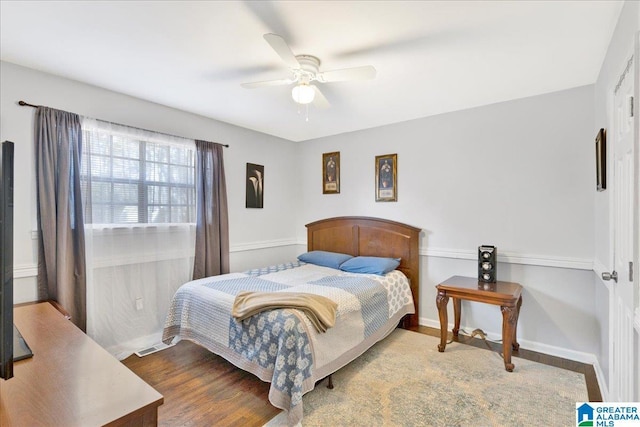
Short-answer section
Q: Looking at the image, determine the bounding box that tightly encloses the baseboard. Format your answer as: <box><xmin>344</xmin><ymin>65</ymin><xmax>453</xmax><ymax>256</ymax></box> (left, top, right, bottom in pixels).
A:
<box><xmin>592</xmin><ymin>358</ymin><xmax>609</xmax><ymax>401</ymax></box>
<box><xmin>420</xmin><ymin>317</ymin><xmax>598</xmax><ymax>365</ymax></box>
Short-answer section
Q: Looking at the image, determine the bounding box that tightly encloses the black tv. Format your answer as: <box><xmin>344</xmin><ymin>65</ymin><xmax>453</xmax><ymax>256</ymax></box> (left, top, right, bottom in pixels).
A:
<box><xmin>1</xmin><ymin>140</ymin><xmax>15</xmax><ymax>380</ymax></box>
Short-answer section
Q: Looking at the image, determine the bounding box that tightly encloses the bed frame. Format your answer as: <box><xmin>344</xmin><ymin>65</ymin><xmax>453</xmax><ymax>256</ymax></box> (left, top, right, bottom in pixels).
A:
<box><xmin>306</xmin><ymin>216</ymin><xmax>421</xmax><ymax>327</ymax></box>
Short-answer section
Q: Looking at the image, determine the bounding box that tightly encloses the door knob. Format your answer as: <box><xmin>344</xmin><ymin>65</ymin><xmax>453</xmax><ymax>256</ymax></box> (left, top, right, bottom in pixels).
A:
<box><xmin>602</xmin><ymin>271</ymin><xmax>618</xmax><ymax>283</ymax></box>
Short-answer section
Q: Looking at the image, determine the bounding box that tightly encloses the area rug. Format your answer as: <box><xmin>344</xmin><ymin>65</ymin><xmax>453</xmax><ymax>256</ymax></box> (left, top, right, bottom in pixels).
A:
<box><xmin>264</xmin><ymin>328</ymin><xmax>588</xmax><ymax>426</ymax></box>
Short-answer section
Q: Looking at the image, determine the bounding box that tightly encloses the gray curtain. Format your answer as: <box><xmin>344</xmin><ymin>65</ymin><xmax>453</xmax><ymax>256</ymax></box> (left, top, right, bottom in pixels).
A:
<box><xmin>193</xmin><ymin>140</ymin><xmax>229</xmax><ymax>279</ymax></box>
<box><xmin>35</xmin><ymin>107</ymin><xmax>87</xmax><ymax>331</ymax></box>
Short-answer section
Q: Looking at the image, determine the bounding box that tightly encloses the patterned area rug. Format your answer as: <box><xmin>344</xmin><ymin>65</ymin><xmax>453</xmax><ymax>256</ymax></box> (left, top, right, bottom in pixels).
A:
<box><xmin>265</xmin><ymin>328</ymin><xmax>588</xmax><ymax>426</ymax></box>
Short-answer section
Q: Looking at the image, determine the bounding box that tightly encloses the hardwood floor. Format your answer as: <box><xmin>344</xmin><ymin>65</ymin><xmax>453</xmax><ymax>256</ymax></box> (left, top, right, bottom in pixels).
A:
<box><xmin>121</xmin><ymin>326</ymin><xmax>601</xmax><ymax>426</ymax></box>
<box><xmin>122</xmin><ymin>340</ymin><xmax>280</xmax><ymax>427</ymax></box>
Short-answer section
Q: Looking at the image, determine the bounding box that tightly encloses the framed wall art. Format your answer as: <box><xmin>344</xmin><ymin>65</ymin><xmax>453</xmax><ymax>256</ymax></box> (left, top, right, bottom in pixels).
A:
<box><xmin>322</xmin><ymin>152</ymin><xmax>340</xmax><ymax>194</ymax></box>
<box><xmin>595</xmin><ymin>128</ymin><xmax>606</xmax><ymax>191</ymax></box>
<box><xmin>375</xmin><ymin>153</ymin><xmax>397</xmax><ymax>202</ymax></box>
<box><xmin>246</xmin><ymin>163</ymin><xmax>264</xmax><ymax>208</ymax></box>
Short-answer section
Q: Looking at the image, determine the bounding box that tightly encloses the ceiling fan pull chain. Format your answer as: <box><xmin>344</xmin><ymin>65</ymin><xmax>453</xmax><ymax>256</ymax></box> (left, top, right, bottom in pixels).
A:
<box><xmin>295</xmin><ymin>103</ymin><xmax>310</xmax><ymax>122</ymax></box>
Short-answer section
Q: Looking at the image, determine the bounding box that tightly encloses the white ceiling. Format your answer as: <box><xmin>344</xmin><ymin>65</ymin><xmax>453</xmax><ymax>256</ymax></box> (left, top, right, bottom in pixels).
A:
<box><xmin>0</xmin><ymin>1</ymin><xmax>623</xmax><ymax>142</ymax></box>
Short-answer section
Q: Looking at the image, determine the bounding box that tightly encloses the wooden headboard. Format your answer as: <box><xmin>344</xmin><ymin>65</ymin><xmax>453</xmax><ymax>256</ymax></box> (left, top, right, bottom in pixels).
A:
<box><xmin>306</xmin><ymin>216</ymin><xmax>421</xmax><ymax>327</ymax></box>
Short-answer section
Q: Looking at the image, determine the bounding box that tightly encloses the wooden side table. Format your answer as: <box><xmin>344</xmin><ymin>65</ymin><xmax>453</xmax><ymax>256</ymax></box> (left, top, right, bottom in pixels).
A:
<box><xmin>436</xmin><ymin>275</ymin><xmax>523</xmax><ymax>372</ymax></box>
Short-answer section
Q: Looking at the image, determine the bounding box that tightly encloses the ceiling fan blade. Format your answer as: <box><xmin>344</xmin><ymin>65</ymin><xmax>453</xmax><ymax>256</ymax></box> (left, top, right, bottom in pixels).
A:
<box><xmin>241</xmin><ymin>78</ymin><xmax>295</xmax><ymax>89</ymax></box>
<box><xmin>312</xmin><ymin>85</ymin><xmax>330</xmax><ymax>109</ymax></box>
<box><xmin>263</xmin><ymin>33</ymin><xmax>300</xmax><ymax>69</ymax></box>
<box><xmin>316</xmin><ymin>65</ymin><xmax>376</xmax><ymax>83</ymax></box>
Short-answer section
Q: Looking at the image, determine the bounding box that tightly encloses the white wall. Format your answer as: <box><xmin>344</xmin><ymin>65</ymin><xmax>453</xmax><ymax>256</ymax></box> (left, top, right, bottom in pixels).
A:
<box><xmin>296</xmin><ymin>87</ymin><xmax>594</xmax><ymax>261</ymax></box>
<box><xmin>592</xmin><ymin>0</ymin><xmax>640</xmax><ymax>396</ymax></box>
<box><xmin>0</xmin><ymin>60</ymin><xmax>301</xmax><ymax>303</ymax></box>
<box><xmin>296</xmin><ymin>86</ymin><xmax>598</xmax><ymax>362</ymax></box>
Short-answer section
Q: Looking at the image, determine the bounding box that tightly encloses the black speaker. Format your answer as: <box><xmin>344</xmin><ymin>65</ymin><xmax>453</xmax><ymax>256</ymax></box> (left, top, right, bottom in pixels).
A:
<box><xmin>478</xmin><ymin>245</ymin><xmax>497</xmax><ymax>283</ymax></box>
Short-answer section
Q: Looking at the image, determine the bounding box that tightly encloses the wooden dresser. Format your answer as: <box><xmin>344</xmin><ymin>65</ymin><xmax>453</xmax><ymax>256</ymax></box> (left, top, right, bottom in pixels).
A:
<box><xmin>0</xmin><ymin>302</ymin><xmax>163</xmax><ymax>426</ymax></box>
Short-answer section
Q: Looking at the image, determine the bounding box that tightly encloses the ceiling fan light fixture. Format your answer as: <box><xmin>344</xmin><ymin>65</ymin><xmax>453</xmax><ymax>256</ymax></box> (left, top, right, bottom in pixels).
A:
<box><xmin>292</xmin><ymin>84</ymin><xmax>315</xmax><ymax>104</ymax></box>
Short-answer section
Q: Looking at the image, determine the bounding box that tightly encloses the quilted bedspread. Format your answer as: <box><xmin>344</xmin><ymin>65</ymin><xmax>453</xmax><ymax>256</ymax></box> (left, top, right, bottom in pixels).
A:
<box><xmin>162</xmin><ymin>262</ymin><xmax>414</xmax><ymax>426</ymax></box>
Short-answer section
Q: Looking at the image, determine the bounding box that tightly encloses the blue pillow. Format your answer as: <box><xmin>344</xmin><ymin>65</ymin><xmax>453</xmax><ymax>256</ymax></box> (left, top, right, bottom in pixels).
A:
<box><xmin>297</xmin><ymin>251</ymin><xmax>353</xmax><ymax>269</ymax></box>
<box><xmin>339</xmin><ymin>256</ymin><xmax>400</xmax><ymax>275</ymax></box>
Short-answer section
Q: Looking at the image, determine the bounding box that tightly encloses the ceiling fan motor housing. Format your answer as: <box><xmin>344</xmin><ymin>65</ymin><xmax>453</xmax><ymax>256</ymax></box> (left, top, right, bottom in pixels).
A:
<box><xmin>295</xmin><ymin>55</ymin><xmax>321</xmax><ymax>83</ymax></box>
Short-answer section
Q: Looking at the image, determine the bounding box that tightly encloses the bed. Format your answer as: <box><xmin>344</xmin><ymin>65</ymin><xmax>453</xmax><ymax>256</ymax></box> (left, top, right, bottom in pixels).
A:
<box><xmin>162</xmin><ymin>216</ymin><xmax>421</xmax><ymax>425</ymax></box>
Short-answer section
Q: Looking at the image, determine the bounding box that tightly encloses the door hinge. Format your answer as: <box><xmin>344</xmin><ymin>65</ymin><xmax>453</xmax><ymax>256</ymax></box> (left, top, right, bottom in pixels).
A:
<box><xmin>630</xmin><ymin>96</ymin><xmax>634</xmax><ymax>118</ymax></box>
<box><xmin>630</xmin><ymin>261</ymin><xmax>634</xmax><ymax>282</ymax></box>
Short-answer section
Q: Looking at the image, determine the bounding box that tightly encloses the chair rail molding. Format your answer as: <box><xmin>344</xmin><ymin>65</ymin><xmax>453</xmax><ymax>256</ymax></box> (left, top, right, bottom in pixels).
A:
<box><xmin>15</xmin><ymin>241</ymin><xmax>595</xmax><ymax>279</ymax></box>
<box><xmin>14</xmin><ymin>264</ymin><xmax>38</xmax><ymax>279</ymax></box>
<box><xmin>230</xmin><ymin>238</ymin><xmax>299</xmax><ymax>253</ymax></box>
<box><xmin>422</xmin><ymin>247</ymin><xmax>593</xmax><ymax>270</ymax></box>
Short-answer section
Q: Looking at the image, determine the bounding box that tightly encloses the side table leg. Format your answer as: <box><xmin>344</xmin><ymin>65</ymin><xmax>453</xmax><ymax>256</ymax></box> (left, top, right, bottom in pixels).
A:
<box><xmin>452</xmin><ymin>298</ymin><xmax>461</xmax><ymax>337</ymax></box>
<box><xmin>512</xmin><ymin>296</ymin><xmax>522</xmax><ymax>351</ymax></box>
<box><xmin>501</xmin><ymin>305</ymin><xmax>518</xmax><ymax>372</ymax></box>
<box><xmin>436</xmin><ymin>290</ymin><xmax>449</xmax><ymax>352</ymax></box>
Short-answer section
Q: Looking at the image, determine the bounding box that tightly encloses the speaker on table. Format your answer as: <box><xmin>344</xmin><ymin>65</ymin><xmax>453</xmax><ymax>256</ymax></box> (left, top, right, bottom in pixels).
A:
<box><xmin>478</xmin><ymin>245</ymin><xmax>496</xmax><ymax>283</ymax></box>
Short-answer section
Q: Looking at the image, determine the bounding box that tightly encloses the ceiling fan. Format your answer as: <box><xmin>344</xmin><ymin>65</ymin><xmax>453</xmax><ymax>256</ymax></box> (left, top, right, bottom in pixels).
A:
<box><xmin>241</xmin><ymin>33</ymin><xmax>377</xmax><ymax>108</ymax></box>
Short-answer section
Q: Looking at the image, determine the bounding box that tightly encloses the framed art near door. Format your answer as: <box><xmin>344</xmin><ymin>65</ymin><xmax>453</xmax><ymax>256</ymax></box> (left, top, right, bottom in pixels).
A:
<box><xmin>322</xmin><ymin>152</ymin><xmax>340</xmax><ymax>194</ymax></box>
<box><xmin>375</xmin><ymin>153</ymin><xmax>397</xmax><ymax>202</ymax></box>
<box><xmin>595</xmin><ymin>128</ymin><xmax>606</xmax><ymax>191</ymax></box>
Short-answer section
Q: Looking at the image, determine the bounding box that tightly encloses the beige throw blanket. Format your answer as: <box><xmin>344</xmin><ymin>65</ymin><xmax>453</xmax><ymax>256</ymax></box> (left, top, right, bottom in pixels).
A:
<box><xmin>232</xmin><ymin>291</ymin><xmax>338</xmax><ymax>333</ymax></box>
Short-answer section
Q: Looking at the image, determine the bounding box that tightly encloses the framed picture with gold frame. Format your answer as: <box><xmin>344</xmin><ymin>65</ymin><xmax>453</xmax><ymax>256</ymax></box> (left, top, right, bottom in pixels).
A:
<box><xmin>322</xmin><ymin>152</ymin><xmax>340</xmax><ymax>194</ymax></box>
<box><xmin>375</xmin><ymin>153</ymin><xmax>397</xmax><ymax>202</ymax></box>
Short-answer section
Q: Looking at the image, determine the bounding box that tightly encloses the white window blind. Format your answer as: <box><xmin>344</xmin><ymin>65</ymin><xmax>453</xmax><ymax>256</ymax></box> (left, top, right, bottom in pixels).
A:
<box><xmin>81</xmin><ymin>118</ymin><xmax>196</xmax><ymax>224</ymax></box>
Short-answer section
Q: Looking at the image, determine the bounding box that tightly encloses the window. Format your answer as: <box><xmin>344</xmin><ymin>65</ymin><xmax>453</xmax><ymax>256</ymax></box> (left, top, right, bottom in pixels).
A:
<box><xmin>81</xmin><ymin>121</ymin><xmax>196</xmax><ymax>225</ymax></box>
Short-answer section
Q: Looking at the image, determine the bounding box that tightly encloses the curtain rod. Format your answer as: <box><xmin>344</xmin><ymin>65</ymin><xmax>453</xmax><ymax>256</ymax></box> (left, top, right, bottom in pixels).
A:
<box><xmin>18</xmin><ymin>100</ymin><xmax>230</xmax><ymax>148</ymax></box>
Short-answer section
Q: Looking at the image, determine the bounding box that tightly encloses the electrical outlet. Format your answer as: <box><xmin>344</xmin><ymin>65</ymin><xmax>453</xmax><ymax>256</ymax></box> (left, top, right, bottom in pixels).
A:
<box><xmin>135</xmin><ymin>298</ymin><xmax>143</xmax><ymax>311</ymax></box>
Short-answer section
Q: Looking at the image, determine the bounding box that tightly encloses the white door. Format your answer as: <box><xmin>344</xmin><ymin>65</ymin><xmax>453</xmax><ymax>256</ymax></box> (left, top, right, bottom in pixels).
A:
<box><xmin>608</xmin><ymin>49</ymin><xmax>636</xmax><ymax>402</ymax></box>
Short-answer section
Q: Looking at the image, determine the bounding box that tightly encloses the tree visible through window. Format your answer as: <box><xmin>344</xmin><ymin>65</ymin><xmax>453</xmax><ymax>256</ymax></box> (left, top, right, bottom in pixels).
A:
<box><xmin>81</xmin><ymin>130</ymin><xmax>195</xmax><ymax>225</ymax></box>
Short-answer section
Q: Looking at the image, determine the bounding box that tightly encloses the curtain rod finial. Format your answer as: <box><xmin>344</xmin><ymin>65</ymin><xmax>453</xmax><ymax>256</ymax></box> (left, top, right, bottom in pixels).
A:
<box><xmin>18</xmin><ymin>100</ymin><xmax>38</xmax><ymax>108</ymax></box>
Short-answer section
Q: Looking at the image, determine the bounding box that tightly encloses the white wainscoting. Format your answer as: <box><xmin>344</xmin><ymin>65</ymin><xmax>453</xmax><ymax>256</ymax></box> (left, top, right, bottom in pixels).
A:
<box><xmin>15</xmin><ymin>240</ymin><xmax>605</xmax><ymax>387</ymax></box>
